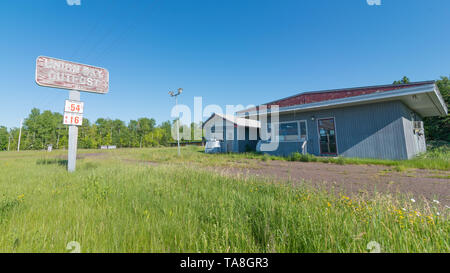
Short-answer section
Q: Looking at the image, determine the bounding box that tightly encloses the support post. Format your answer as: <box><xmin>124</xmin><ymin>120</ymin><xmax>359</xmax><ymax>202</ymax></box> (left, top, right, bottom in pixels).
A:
<box><xmin>68</xmin><ymin>90</ymin><xmax>80</xmax><ymax>172</ymax></box>
<box><xmin>176</xmin><ymin>96</ymin><xmax>180</xmax><ymax>156</ymax></box>
<box><xmin>17</xmin><ymin>119</ymin><xmax>23</xmax><ymax>151</ymax></box>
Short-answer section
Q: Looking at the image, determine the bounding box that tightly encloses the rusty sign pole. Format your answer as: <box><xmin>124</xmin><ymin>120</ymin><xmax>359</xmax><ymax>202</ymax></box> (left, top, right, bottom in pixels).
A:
<box><xmin>67</xmin><ymin>90</ymin><xmax>80</xmax><ymax>172</ymax></box>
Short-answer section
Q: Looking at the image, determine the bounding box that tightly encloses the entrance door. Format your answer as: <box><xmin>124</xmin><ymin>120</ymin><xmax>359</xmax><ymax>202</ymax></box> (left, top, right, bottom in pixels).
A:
<box><xmin>318</xmin><ymin>118</ymin><xmax>337</xmax><ymax>155</ymax></box>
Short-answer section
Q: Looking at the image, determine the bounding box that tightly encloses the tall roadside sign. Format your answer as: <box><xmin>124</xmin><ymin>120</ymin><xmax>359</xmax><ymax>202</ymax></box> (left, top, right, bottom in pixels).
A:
<box><xmin>35</xmin><ymin>56</ymin><xmax>109</xmax><ymax>172</ymax></box>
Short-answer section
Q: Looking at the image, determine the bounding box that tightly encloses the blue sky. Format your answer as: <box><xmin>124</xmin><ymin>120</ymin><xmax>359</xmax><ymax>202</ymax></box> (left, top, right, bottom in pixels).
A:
<box><xmin>0</xmin><ymin>0</ymin><xmax>449</xmax><ymax>128</ymax></box>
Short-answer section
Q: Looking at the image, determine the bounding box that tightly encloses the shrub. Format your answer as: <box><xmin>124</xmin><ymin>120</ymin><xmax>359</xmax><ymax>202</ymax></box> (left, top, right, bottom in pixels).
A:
<box><xmin>289</xmin><ymin>152</ymin><xmax>302</xmax><ymax>162</ymax></box>
<box><xmin>335</xmin><ymin>157</ymin><xmax>345</xmax><ymax>165</ymax></box>
<box><xmin>289</xmin><ymin>152</ymin><xmax>317</xmax><ymax>162</ymax></box>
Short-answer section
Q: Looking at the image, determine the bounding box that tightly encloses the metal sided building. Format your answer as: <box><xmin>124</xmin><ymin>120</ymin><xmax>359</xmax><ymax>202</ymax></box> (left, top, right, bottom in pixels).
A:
<box><xmin>205</xmin><ymin>81</ymin><xmax>448</xmax><ymax>160</ymax></box>
<box><xmin>203</xmin><ymin>113</ymin><xmax>261</xmax><ymax>153</ymax></box>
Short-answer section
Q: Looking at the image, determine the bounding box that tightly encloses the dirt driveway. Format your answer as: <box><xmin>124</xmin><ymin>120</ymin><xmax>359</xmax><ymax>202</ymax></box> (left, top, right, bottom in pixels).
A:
<box><xmin>98</xmin><ymin>151</ymin><xmax>449</xmax><ymax>206</ymax></box>
<box><xmin>212</xmin><ymin>160</ymin><xmax>450</xmax><ymax>205</ymax></box>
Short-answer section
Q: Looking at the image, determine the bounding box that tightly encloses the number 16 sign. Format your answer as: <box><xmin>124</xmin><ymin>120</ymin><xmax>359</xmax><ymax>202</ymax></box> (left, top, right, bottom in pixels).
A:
<box><xmin>64</xmin><ymin>112</ymin><xmax>83</xmax><ymax>126</ymax></box>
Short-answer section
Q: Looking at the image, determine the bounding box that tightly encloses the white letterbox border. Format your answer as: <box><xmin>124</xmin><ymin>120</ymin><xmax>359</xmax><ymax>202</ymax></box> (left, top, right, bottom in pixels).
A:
<box><xmin>64</xmin><ymin>100</ymin><xmax>84</xmax><ymax>114</ymax></box>
<box><xmin>63</xmin><ymin>112</ymin><xmax>83</xmax><ymax>126</ymax></box>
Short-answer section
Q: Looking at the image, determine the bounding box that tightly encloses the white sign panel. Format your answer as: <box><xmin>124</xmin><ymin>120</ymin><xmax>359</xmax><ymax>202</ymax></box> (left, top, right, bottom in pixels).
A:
<box><xmin>35</xmin><ymin>56</ymin><xmax>109</xmax><ymax>94</ymax></box>
<box><xmin>64</xmin><ymin>112</ymin><xmax>83</xmax><ymax>126</ymax></box>
<box><xmin>64</xmin><ymin>100</ymin><xmax>84</xmax><ymax>114</ymax></box>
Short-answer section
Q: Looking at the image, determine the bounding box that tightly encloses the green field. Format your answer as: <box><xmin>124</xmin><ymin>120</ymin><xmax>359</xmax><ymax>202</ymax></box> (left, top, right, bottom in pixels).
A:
<box><xmin>126</xmin><ymin>143</ymin><xmax>450</xmax><ymax>171</ymax></box>
<box><xmin>0</xmin><ymin>147</ymin><xmax>448</xmax><ymax>253</ymax></box>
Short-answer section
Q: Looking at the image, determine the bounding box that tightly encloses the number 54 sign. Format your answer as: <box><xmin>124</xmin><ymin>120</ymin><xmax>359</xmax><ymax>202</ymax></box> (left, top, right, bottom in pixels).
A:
<box><xmin>65</xmin><ymin>100</ymin><xmax>84</xmax><ymax>114</ymax></box>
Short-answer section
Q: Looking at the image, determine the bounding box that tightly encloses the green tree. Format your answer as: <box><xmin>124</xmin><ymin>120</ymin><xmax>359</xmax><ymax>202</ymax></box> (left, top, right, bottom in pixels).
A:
<box><xmin>21</xmin><ymin>108</ymin><xmax>63</xmax><ymax>150</ymax></box>
<box><xmin>8</xmin><ymin>127</ymin><xmax>20</xmax><ymax>151</ymax></box>
<box><xmin>95</xmin><ymin>118</ymin><xmax>113</xmax><ymax>145</ymax></box>
<box><xmin>393</xmin><ymin>76</ymin><xmax>410</xmax><ymax>85</ymax></box>
<box><xmin>1</xmin><ymin>109</ymin><xmax>178</xmax><ymax>151</ymax></box>
<box><xmin>424</xmin><ymin>76</ymin><xmax>450</xmax><ymax>142</ymax></box>
<box><xmin>136</xmin><ymin>118</ymin><xmax>156</xmax><ymax>148</ymax></box>
<box><xmin>111</xmin><ymin>119</ymin><xmax>128</xmax><ymax>147</ymax></box>
<box><xmin>159</xmin><ymin>120</ymin><xmax>174</xmax><ymax>146</ymax></box>
<box><xmin>0</xmin><ymin>126</ymin><xmax>9</xmax><ymax>150</ymax></box>
<box><xmin>79</xmin><ymin>118</ymin><xmax>99</xmax><ymax>149</ymax></box>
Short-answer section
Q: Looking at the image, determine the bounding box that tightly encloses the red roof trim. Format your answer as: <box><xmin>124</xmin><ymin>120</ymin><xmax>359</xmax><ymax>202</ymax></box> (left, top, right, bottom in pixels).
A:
<box><xmin>238</xmin><ymin>81</ymin><xmax>435</xmax><ymax>113</ymax></box>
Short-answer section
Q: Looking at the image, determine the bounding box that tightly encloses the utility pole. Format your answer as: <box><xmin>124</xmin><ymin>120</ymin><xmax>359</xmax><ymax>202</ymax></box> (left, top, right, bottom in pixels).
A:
<box><xmin>7</xmin><ymin>133</ymin><xmax>11</xmax><ymax>151</ymax></box>
<box><xmin>175</xmin><ymin>95</ymin><xmax>180</xmax><ymax>156</ymax></box>
<box><xmin>169</xmin><ymin>88</ymin><xmax>183</xmax><ymax>156</ymax></box>
<box><xmin>56</xmin><ymin>125</ymin><xmax>60</xmax><ymax>149</ymax></box>
<box><xmin>17</xmin><ymin>119</ymin><xmax>23</xmax><ymax>152</ymax></box>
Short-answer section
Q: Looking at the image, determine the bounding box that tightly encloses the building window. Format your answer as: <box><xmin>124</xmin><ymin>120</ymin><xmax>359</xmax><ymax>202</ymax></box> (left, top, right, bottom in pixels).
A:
<box><xmin>276</xmin><ymin>121</ymin><xmax>308</xmax><ymax>142</ymax></box>
<box><xmin>280</xmin><ymin>122</ymin><xmax>298</xmax><ymax>141</ymax></box>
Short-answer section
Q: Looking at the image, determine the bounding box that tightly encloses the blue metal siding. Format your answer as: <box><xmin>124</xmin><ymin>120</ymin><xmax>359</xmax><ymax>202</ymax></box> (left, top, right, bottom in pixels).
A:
<box><xmin>234</xmin><ymin>126</ymin><xmax>258</xmax><ymax>153</ymax></box>
<box><xmin>237</xmin><ymin>140</ymin><xmax>258</xmax><ymax>152</ymax></box>
<box><xmin>398</xmin><ymin>103</ymin><xmax>427</xmax><ymax>159</ymax></box>
<box><xmin>266</xmin><ymin>100</ymin><xmax>409</xmax><ymax>160</ymax></box>
<box><xmin>260</xmin><ymin>141</ymin><xmax>305</xmax><ymax>156</ymax></box>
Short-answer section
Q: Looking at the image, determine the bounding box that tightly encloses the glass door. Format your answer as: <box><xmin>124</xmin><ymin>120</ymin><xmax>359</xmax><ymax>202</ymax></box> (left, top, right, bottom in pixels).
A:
<box><xmin>318</xmin><ymin>118</ymin><xmax>337</xmax><ymax>155</ymax></box>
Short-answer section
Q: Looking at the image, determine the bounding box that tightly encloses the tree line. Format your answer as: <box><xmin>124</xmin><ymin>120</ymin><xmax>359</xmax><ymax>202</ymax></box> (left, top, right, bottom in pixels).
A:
<box><xmin>0</xmin><ymin>109</ymin><xmax>203</xmax><ymax>151</ymax></box>
<box><xmin>0</xmin><ymin>76</ymin><xmax>448</xmax><ymax>151</ymax></box>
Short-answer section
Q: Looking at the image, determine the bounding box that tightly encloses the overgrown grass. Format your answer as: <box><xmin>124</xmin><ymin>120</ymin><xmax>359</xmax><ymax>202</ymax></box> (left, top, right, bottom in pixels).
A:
<box><xmin>286</xmin><ymin>149</ymin><xmax>450</xmax><ymax>171</ymax></box>
<box><xmin>0</xmin><ymin>149</ymin><xmax>448</xmax><ymax>252</ymax></box>
<box><xmin>135</xmin><ymin>144</ymin><xmax>450</xmax><ymax>170</ymax></box>
<box><xmin>283</xmin><ymin>142</ymin><xmax>450</xmax><ymax>171</ymax></box>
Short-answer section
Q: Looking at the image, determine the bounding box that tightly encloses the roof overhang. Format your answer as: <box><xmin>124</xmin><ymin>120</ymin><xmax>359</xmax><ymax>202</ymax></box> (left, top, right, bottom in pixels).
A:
<box><xmin>203</xmin><ymin>113</ymin><xmax>261</xmax><ymax>128</ymax></box>
<box><xmin>237</xmin><ymin>83</ymin><xmax>448</xmax><ymax>118</ymax></box>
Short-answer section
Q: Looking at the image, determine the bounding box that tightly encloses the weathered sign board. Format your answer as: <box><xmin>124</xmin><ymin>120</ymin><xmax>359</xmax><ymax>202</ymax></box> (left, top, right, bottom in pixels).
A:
<box><xmin>35</xmin><ymin>56</ymin><xmax>109</xmax><ymax>94</ymax></box>
<box><xmin>35</xmin><ymin>56</ymin><xmax>109</xmax><ymax>172</ymax></box>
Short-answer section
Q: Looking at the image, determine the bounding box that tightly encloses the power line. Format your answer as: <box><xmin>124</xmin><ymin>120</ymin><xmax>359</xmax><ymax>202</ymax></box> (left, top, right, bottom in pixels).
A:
<box><xmin>26</xmin><ymin>1</ymin><xmax>151</xmax><ymax>123</ymax></box>
<box><xmin>68</xmin><ymin>0</ymin><xmax>117</xmax><ymax>60</ymax></box>
<box><xmin>91</xmin><ymin>0</ymin><xmax>153</xmax><ymax>64</ymax></box>
<box><xmin>82</xmin><ymin>0</ymin><xmax>139</xmax><ymax>61</ymax></box>
<box><xmin>27</xmin><ymin>2</ymin><xmax>118</xmax><ymax>122</ymax></box>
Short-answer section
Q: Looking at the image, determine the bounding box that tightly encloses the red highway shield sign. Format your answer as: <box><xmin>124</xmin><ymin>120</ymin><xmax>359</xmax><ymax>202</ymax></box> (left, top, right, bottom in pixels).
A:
<box><xmin>35</xmin><ymin>56</ymin><xmax>109</xmax><ymax>94</ymax></box>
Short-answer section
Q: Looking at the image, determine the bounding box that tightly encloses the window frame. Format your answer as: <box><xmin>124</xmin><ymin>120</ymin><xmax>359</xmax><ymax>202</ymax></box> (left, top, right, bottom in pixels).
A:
<box><xmin>317</xmin><ymin>117</ymin><xmax>338</xmax><ymax>155</ymax></box>
<box><xmin>271</xmin><ymin>120</ymin><xmax>308</xmax><ymax>142</ymax></box>
<box><xmin>298</xmin><ymin>120</ymin><xmax>308</xmax><ymax>141</ymax></box>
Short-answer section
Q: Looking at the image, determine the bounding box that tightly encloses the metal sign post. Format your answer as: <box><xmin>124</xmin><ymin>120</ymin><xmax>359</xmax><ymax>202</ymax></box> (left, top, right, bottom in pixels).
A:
<box><xmin>35</xmin><ymin>56</ymin><xmax>109</xmax><ymax>172</ymax></box>
<box><xmin>68</xmin><ymin>91</ymin><xmax>80</xmax><ymax>172</ymax></box>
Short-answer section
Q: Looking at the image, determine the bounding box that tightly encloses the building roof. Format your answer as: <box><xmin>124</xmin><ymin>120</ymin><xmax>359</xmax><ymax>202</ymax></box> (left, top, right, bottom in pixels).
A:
<box><xmin>203</xmin><ymin>113</ymin><xmax>261</xmax><ymax>128</ymax></box>
<box><xmin>237</xmin><ymin>81</ymin><xmax>448</xmax><ymax>118</ymax></box>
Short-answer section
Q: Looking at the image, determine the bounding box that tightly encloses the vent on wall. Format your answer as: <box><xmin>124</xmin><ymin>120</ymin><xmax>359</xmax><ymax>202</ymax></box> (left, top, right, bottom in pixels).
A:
<box><xmin>413</xmin><ymin>121</ymin><xmax>424</xmax><ymax>130</ymax></box>
<box><xmin>413</xmin><ymin>121</ymin><xmax>424</xmax><ymax>136</ymax></box>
